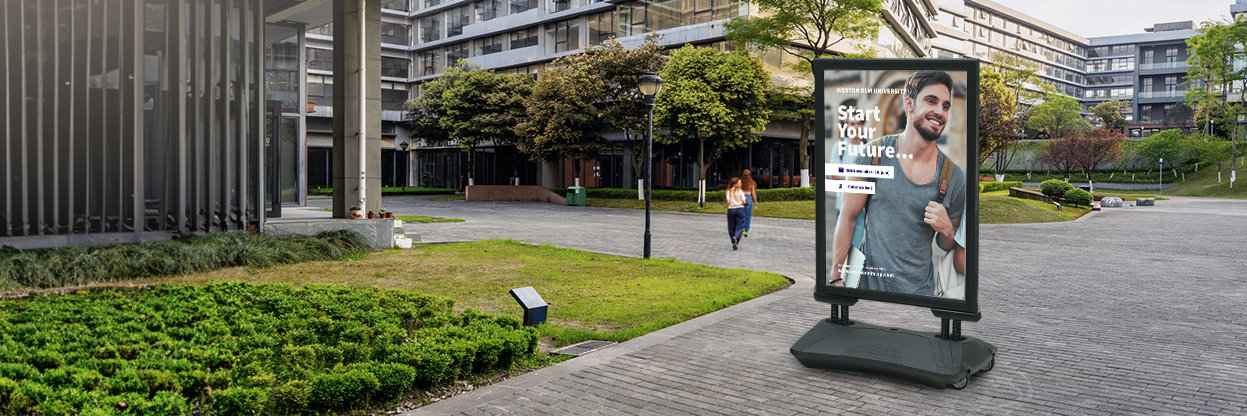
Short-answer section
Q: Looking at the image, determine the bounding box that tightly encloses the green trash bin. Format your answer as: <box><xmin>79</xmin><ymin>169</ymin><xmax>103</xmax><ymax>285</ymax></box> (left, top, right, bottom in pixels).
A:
<box><xmin>566</xmin><ymin>187</ymin><xmax>586</xmax><ymax>206</ymax></box>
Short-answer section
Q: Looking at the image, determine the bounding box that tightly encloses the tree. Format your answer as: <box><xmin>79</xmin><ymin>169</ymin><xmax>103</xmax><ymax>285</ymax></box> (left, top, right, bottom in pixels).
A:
<box><xmin>1183</xmin><ymin>132</ymin><xmax>1232</xmax><ymax>177</ymax></box>
<box><xmin>989</xmin><ymin>51</ymin><xmax>1046</xmax><ymax>105</ymax></box>
<box><xmin>655</xmin><ymin>46</ymin><xmax>772</xmax><ymax>205</ymax></box>
<box><xmin>1025</xmin><ymin>95</ymin><xmax>1088</xmax><ymax>140</ymax></box>
<box><xmin>554</xmin><ymin>35</ymin><xmax>666</xmax><ymax>188</ymax></box>
<box><xmin>1185</xmin><ymin>18</ymin><xmax>1246</xmax><ymax>176</ymax></box>
<box><xmin>979</xmin><ymin>67</ymin><xmax>1023</xmax><ymax>173</ymax></box>
<box><xmin>767</xmin><ymin>86</ymin><xmax>815</xmax><ymax>184</ymax></box>
<box><xmin>407</xmin><ymin>63</ymin><xmax>534</xmax><ymax>187</ymax></box>
<box><xmin>516</xmin><ymin>68</ymin><xmax>609</xmax><ymax>186</ymax></box>
<box><xmin>1135</xmin><ymin>129</ymin><xmax>1184</xmax><ymax>169</ymax></box>
<box><xmin>1090</xmin><ymin>100</ymin><xmax>1127</xmax><ymax>132</ymax></box>
<box><xmin>1162</xmin><ymin>102</ymin><xmax>1196</xmax><ymax>128</ymax></box>
<box><xmin>725</xmin><ymin>0</ymin><xmax>884</xmax><ymax>187</ymax></box>
<box><xmin>1036</xmin><ymin>134</ymin><xmax>1078</xmax><ymax>181</ymax></box>
<box><xmin>1069</xmin><ymin>128</ymin><xmax>1126</xmax><ymax>191</ymax></box>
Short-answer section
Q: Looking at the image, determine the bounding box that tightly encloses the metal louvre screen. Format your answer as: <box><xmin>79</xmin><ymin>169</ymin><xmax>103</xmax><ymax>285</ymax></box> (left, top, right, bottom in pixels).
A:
<box><xmin>1</xmin><ymin>0</ymin><xmax>263</xmax><ymax>248</ymax></box>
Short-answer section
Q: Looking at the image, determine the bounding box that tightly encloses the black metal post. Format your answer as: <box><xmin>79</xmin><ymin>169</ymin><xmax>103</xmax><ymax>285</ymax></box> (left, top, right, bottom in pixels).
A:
<box><xmin>644</xmin><ymin>100</ymin><xmax>654</xmax><ymax>259</ymax></box>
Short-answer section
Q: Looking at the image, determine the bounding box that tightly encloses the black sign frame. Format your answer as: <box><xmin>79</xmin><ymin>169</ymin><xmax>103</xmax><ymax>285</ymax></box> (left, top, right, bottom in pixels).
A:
<box><xmin>814</xmin><ymin>58</ymin><xmax>981</xmax><ymax>315</ymax></box>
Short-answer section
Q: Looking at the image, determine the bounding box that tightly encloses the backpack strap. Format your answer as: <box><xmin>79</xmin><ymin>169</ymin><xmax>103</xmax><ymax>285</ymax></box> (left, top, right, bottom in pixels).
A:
<box><xmin>937</xmin><ymin>152</ymin><xmax>954</xmax><ymax>203</ymax></box>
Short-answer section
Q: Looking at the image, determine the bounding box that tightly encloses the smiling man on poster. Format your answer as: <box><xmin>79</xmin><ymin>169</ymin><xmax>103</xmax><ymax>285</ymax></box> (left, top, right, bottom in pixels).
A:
<box><xmin>830</xmin><ymin>71</ymin><xmax>966</xmax><ymax>296</ymax></box>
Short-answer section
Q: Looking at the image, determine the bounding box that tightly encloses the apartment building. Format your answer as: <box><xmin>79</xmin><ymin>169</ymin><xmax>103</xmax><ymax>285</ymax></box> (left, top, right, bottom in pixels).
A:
<box><xmin>297</xmin><ymin>0</ymin><xmax>940</xmax><ymax>194</ymax></box>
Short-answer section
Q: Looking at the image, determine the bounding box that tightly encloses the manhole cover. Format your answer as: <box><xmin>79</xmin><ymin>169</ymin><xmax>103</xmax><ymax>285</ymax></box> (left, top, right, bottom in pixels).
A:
<box><xmin>555</xmin><ymin>340</ymin><xmax>616</xmax><ymax>356</ymax></box>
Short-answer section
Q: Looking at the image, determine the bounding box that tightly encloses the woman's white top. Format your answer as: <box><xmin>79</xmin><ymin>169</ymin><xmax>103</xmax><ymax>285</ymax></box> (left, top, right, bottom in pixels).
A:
<box><xmin>727</xmin><ymin>188</ymin><xmax>746</xmax><ymax>209</ymax></box>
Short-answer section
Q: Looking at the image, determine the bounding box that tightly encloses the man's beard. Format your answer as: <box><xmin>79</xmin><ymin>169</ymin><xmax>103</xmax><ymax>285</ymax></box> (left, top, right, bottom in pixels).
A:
<box><xmin>912</xmin><ymin>113</ymin><xmax>945</xmax><ymax>142</ymax></box>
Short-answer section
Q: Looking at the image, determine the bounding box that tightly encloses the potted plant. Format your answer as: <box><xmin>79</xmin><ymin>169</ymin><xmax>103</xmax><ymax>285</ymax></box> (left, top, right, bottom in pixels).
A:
<box><xmin>379</xmin><ymin>208</ymin><xmax>390</xmax><ymax>219</ymax></box>
<box><xmin>349</xmin><ymin>206</ymin><xmax>364</xmax><ymax>219</ymax></box>
<box><xmin>367</xmin><ymin>211</ymin><xmax>375</xmax><ymax>219</ymax></box>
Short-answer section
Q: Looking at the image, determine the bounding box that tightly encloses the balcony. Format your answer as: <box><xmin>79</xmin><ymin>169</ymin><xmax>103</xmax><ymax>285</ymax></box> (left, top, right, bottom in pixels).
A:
<box><xmin>1136</xmin><ymin>90</ymin><xmax>1187</xmax><ymax>100</ymax></box>
<box><xmin>1138</xmin><ymin>61</ymin><xmax>1189</xmax><ymax>74</ymax></box>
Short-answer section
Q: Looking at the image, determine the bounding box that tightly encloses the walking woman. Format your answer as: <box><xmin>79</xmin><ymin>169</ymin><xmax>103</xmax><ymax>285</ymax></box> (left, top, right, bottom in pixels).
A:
<box><xmin>726</xmin><ymin>177</ymin><xmax>747</xmax><ymax>250</ymax></box>
<box><xmin>740</xmin><ymin>169</ymin><xmax>759</xmax><ymax>237</ymax></box>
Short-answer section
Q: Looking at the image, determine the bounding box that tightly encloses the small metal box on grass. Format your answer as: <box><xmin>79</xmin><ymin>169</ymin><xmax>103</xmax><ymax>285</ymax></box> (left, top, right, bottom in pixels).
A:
<box><xmin>566</xmin><ymin>187</ymin><xmax>586</xmax><ymax>206</ymax></box>
<box><xmin>509</xmin><ymin>286</ymin><xmax>547</xmax><ymax>326</ymax></box>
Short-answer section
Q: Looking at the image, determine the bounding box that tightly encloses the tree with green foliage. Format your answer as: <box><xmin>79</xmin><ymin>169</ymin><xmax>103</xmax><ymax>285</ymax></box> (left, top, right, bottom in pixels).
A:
<box><xmin>1163</xmin><ymin>102</ymin><xmax>1196</xmax><ymax>128</ymax></box>
<box><xmin>553</xmin><ymin>35</ymin><xmax>666</xmax><ymax>187</ymax></box>
<box><xmin>406</xmin><ymin>63</ymin><xmax>534</xmax><ymax>187</ymax></box>
<box><xmin>724</xmin><ymin>0</ymin><xmax>884</xmax><ymax>187</ymax></box>
<box><xmin>1090</xmin><ymin>100</ymin><xmax>1128</xmax><ymax>132</ymax></box>
<box><xmin>1025</xmin><ymin>95</ymin><xmax>1088</xmax><ymax>140</ymax></box>
<box><xmin>766</xmin><ymin>86</ymin><xmax>815</xmax><ymax>185</ymax></box>
<box><xmin>989</xmin><ymin>51</ymin><xmax>1048</xmax><ymax>104</ymax></box>
<box><xmin>516</xmin><ymin>68</ymin><xmax>609</xmax><ymax>186</ymax></box>
<box><xmin>655</xmin><ymin>46</ymin><xmax>772</xmax><ymax>205</ymax></box>
<box><xmin>1183</xmin><ymin>132</ymin><xmax>1233</xmax><ymax>179</ymax></box>
<box><xmin>1136</xmin><ymin>129</ymin><xmax>1185</xmax><ymax>170</ymax></box>
<box><xmin>979</xmin><ymin>67</ymin><xmax>1024</xmax><ymax>173</ymax></box>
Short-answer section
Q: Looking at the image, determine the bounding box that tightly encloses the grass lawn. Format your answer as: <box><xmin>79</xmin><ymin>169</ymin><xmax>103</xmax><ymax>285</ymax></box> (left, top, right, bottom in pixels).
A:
<box><xmin>980</xmin><ymin>190</ymin><xmax>1091</xmax><ymax>224</ymax></box>
<box><xmin>1161</xmin><ymin>161</ymin><xmax>1247</xmax><ymax>199</ymax></box>
<box><xmin>96</xmin><ymin>240</ymin><xmax>791</xmax><ymax>347</ymax></box>
<box><xmin>396</xmin><ymin>214</ymin><xmax>465</xmax><ymax>223</ymax></box>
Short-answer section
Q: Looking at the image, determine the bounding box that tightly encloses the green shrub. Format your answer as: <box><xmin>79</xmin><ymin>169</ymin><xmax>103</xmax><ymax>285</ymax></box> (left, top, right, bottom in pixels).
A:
<box><xmin>309</xmin><ymin>186</ymin><xmax>455</xmax><ymax>196</ymax></box>
<box><xmin>211</xmin><ymin>387</ymin><xmax>269</xmax><ymax>416</ymax></box>
<box><xmin>0</xmin><ymin>283</ymin><xmax>539</xmax><ymax>415</ymax></box>
<box><xmin>980</xmin><ymin>181</ymin><xmax>1023</xmax><ymax>193</ymax></box>
<box><xmin>1064</xmin><ymin>188</ymin><xmax>1092</xmax><ymax>206</ymax></box>
<box><xmin>0</xmin><ymin>231</ymin><xmax>372</xmax><ymax>289</ymax></box>
<box><xmin>1040</xmin><ymin>179</ymin><xmax>1073</xmax><ymax>200</ymax></box>
<box><xmin>549</xmin><ymin>186</ymin><xmax>816</xmax><ymax>202</ymax></box>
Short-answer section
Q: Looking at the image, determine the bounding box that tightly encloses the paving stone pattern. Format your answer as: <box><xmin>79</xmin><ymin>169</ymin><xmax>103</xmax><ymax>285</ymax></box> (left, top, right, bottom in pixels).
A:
<box><xmin>308</xmin><ymin>196</ymin><xmax>1247</xmax><ymax>415</ymax></box>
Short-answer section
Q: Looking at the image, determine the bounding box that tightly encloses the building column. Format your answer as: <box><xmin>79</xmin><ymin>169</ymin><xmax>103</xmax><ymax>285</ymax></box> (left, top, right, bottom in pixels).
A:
<box><xmin>331</xmin><ymin>0</ymin><xmax>382</xmax><ymax>216</ymax></box>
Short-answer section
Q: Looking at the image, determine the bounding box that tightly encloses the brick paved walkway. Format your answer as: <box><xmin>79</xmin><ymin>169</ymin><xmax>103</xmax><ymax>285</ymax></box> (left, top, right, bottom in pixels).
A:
<box><xmin>309</xmin><ymin>195</ymin><xmax>1247</xmax><ymax>415</ymax></box>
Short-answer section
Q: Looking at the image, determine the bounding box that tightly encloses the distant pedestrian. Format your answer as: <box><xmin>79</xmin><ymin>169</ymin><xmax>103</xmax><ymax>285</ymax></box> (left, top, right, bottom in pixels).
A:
<box><xmin>726</xmin><ymin>177</ymin><xmax>747</xmax><ymax>250</ymax></box>
<box><xmin>741</xmin><ymin>169</ymin><xmax>759</xmax><ymax>237</ymax></box>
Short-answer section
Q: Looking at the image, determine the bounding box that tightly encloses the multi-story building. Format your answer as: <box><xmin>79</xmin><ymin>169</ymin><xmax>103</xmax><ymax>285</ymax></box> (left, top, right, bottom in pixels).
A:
<box><xmin>298</xmin><ymin>0</ymin><xmax>941</xmax><ymax>195</ymax></box>
<box><xmin>1088</xmin><ymin>21</ymin><xmax>1200</xmax><ymax>138</ymax></box>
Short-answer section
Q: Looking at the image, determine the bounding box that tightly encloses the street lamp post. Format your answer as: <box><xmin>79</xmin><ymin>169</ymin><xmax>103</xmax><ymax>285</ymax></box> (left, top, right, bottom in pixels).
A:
<box><xmin>1159</xmin><ymin>158</ymin><xmax>1163</xmax><ymax>196</ymax></box>
<box><xmin>638</xmin><ymin>72</ymin><xmax>663</xmax><ymax>259</ymax></box>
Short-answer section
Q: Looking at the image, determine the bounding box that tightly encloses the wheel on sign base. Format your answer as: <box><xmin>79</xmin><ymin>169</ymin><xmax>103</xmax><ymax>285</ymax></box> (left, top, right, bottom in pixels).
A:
<box><xmin>949</xmin><ymin>372</ymin><xmax>969</xmax><ymax>390</ymax></box>
<box><xmin>981</xmin><ymin>356</ymin><xmax>994</xmax><ymax>372</ymax></box>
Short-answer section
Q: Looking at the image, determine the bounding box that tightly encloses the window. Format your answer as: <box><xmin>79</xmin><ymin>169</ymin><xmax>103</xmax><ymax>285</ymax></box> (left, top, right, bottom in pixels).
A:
<box><xmin>307</xmin><ymin>75</ymin><xmax>333</xmax><ymax>104</ymax></box>
<box><xmin>475</xmin><ymin>35</ymin><xmax>504</xmax><ymax>55</ymax></box>
<box><xmin>1165</xmin><ymin>47</ymin><xmax>1178</xmax><ymax>63</ymax></box>
<box><xmin>1139</xmin><ymin>105</ymin><xmax>1153</xmax><ymax>122</ymax></box>
<box><xmin>418</xmin><ymin>50</ymin><xmax>442</xmax><ymax>76</ymax></box>
<box><xmin>444</xmin><ymin>42</ymin><xmax>469</xmax><ymax>66</ymax></box>
<box><xmin>475</xmin><ymin>0</ymin><xmax>503</xmax><ymax>22</ymax></box>
<box><xmin>1144</xmin><ymin>48</ymin><xmax>1154</xmax><ymax>63</ymax></box>
<box><xmin>510</xmin><ymin>0</ymin><xmax>537</xmax><ymax>14</ymax></box>
<box><xmin>381</xmin><ymin>56</ymin><xmax>410</xmax><ymax>78</ymax></box>
<box><xmin>546</xmin><ymin>19</ymin><xmax>580</xmax><ymax>54</ymax></box>
<box><xmin>1142</xmin><ymin>77</ymin><xmax>1153</xmax><ymax>92</ymax></box>
<box><xmin>549</xmin><ymin>0</ymin><xmax>572</xmax><ymax>13</ymax></box>
<box><xmin>509</xmin><ymin>27</ymin><xmax>539</xmax><ymax>49</ymax></box>
<box><xmin>419</xmin><ymin>15</ymin><xmax>441</xmax><ymax>43</ymax></box>
<box><xmin>424</xmin><ymin>0</ymin><xmax>440</xmax><ymax>8</ymax></box>
<box><xmin>381</xmin><ymin>22</ymin><xmax>411</xmax><ymax>45</ymax></box>
<box><xmin>587</xmin><ymin>11</ymin><xmax>614</xmax><ymax>45</ymax></box>
<box><xmin>1165</xmin><ymin>76</ymin><xmax>1177</xmax><ymax>92</ymax></box>
<box><xmin>446</xmin><ymin>5</ymin><xmax>471</xmax><ymax>37</ymax></box>
<box><xmin>382</xmin><ymin>84</ymin><xmax>410</xmax><ymax>111</ymax></box>
<box><xmin>1112</xmin><ymin>57</ymin><xmax>1134</xmax><ymax>71</ymax></box>
<box><xmin>307</xmin><ymin>23</ymin><xmax>333</xmax><ymax>37</ymax></box>
<box><xmin>382</xmin><ymin>0</ymin><xmax>410</xmax><ymax>12</ymax></box>
<box><xmin>307</xmin><ymin>48</ymin><xmax>333</xmax><ymax>71</ymax></box>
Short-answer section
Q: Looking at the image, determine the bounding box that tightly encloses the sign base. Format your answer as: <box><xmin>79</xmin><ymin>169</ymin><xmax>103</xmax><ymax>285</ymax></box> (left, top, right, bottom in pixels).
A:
<box><xmin>791</xmin><ymin>319</ymin><xmax>996</xmax><ymax>389</ymax></box>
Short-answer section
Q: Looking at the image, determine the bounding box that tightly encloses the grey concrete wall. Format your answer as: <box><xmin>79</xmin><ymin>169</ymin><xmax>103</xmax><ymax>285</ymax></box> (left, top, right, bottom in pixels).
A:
<box><xmin>263</xmin><ymin>218</ymin><xmax>394</xmax><ymax>250</ymax></box>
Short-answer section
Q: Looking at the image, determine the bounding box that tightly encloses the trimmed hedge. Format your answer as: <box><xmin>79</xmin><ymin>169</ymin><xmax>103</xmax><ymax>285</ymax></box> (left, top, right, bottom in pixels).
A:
<box><xmin>308</xmin><ymin>187</ymin><xmax>456</xmax><ymax>196</ymax></box>
<box><xmin>0</xmin><ymin>283</ymin><xmax>539</xmax><ymax>415</ymax></box>
<box><xmin>1064</xmin><ymin>188</ymin><xmax>1093</xmax><ymax>206</ymax></box>
<box><xmin>0</xmin><ymin>230</ymin><xmax>372</xmax><ymax>290</ymax></box>
<box><xmin>548</xmin><ymin>187</ymin><xmax>816</xmax><ymax>202</ymax></box>
<box><xmin>980</xmin><ymin>181</ymin><xmax>1023</xmax><ymax>193</ymax></box>
<box><xmin>1040</xmin><ymin>179</ymin><xmax>1074</xmax><ymax>200</ymax></box>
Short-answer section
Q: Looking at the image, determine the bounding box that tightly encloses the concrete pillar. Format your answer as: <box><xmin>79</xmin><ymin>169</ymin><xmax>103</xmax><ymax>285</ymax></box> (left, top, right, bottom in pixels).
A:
<box><xmin>541</xmin><ymin>160</ymin><xmax>560</xmax><ymax>188</ymax></box>
<box><xmin>332</xmin><ymin>0</ymin><xmax>383</xmax><ymax>217</ymax></box>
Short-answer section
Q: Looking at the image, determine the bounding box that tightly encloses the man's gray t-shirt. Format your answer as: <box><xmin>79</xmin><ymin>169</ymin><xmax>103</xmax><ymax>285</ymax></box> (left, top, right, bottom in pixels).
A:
<box><xmin>853</xmin><ymin>134</ymin><xmax>965</xmax><ymax>296</ymax></box>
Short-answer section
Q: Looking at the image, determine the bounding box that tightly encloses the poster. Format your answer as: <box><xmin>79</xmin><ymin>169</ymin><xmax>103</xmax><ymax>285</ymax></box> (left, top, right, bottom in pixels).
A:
<box><xmin>815</xmin><ymin>59</ymin><xmax>980</xmax><ymax>313</ymax></box>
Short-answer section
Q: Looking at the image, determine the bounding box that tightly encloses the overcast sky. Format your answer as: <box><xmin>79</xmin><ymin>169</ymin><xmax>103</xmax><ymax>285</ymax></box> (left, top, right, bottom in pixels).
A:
<box><xmin>989</xmin><ymin>0</ymin><xmax>1233</xmax><ymax>38</ymax></box>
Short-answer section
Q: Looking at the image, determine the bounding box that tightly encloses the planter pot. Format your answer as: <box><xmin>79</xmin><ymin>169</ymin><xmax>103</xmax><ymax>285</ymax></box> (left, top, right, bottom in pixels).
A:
<box><xmin>367</xmin><ymin>212</ymin><xmax>375</xmax><ymax>219</ymax></box>
<box><xmin>385</xmin><ymin>212</ymin><xmax>394</xmax><ymax>219</ymax></box>
<box><xmin>394</xmin><ymin>237</ymin><xmax>413</xmax><ymax>249</ymax></box>
<box><xmin>394</xmin><ymin>219</ymin><xmax>403</xmax><ymax>228</ymax></box>
<box><xmin>350</xmin><ymin>210</ymin><xmax>364</xmax><ymax>219</ymax></box>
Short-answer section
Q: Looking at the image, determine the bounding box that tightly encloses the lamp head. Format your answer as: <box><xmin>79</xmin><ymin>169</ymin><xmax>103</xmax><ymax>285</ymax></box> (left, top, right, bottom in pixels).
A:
<box><xmin>638</xmin><ymin>72</ymin><xmax>662</xmax><ymax>103</ymax></box>
<box><xmin>400</xmin><ymin>141</ymin><xmax>409</xmax><ymax>151</ymax></box>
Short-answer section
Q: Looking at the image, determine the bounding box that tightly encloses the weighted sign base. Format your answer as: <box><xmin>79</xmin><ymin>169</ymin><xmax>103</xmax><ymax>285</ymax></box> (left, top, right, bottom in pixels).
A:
<box><xmin>791</xmin><ymin>319</ymin><xmax>996</xmax><ymax>389</ymax></box>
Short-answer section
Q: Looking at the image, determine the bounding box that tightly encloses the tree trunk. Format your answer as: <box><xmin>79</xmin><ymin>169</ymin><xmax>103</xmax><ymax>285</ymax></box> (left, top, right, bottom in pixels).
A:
<box><xmin>799</xmin><ymin>110</ymin><xmax>812</xmax><ymax>187</ymax></box>
<box><xmin>698</xmin><ymin>136</ymin><xmax>706</xmax><ymax>208</ymax></box>
<box><xmin>466</xmin><ymin>145</ymin><xmax>475</xmax><ymax>187</ymax></box>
